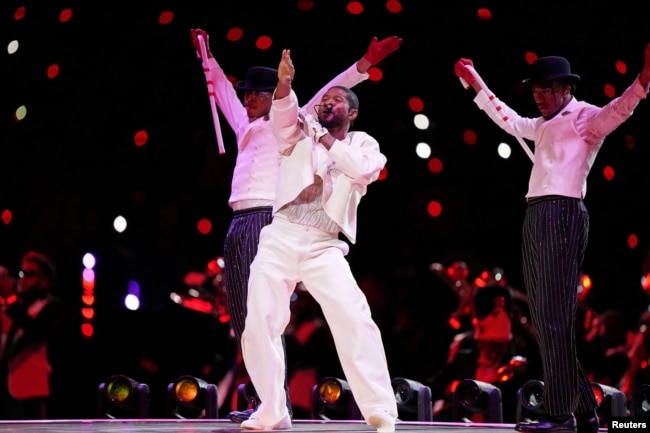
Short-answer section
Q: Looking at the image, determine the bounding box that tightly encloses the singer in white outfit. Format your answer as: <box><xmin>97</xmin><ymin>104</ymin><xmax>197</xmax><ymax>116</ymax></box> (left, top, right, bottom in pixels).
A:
<box><xmin>240</xmin><ymin>49</ymin><xmax>398</xmax><ymax>432</ymax></box>
<box><xmin>189</xmin><ymin>29</ymin><xmax>401</xmax><ymax>422</ymax></box>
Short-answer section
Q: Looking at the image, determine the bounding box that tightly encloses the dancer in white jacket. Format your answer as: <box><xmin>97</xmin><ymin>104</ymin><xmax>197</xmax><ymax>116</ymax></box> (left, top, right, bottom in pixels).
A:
<box><xmin>454</xmin><ymin>43</ymin><xmax>650</xmax><ymax>433</ymax></box>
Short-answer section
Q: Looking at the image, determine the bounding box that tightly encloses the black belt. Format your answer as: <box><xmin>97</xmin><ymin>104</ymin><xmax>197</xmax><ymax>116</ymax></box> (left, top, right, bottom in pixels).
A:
<box><xmin>233</xmin><ymin>206</ymin><xmax>273</xmax><ymax>217</ymax></box>
<box><xmin>526</xmin><ymin>195</ymin><xmax>577</xmax><ymax>205</ymax></box>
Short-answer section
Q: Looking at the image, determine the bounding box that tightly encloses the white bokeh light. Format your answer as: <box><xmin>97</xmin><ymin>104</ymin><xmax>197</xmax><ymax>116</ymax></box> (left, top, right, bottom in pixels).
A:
<box><xmin>415</xmin><ymin>142</ymin><xmax>432</xmax><ymax>159</ymax></box>
<box><xmin>7</xmin><ymin>40</ymin><xmax>19</xmax><ymax>55</ymax></box>
<box><xmin>113</xmin><ymin>215</ymin><xmax>127</xmax><ymax>232</ymax></box>
<box><xmin>497</xmin><ymin>142</ymin><xmax>512</xmax><ymax>159</ymax></box>
<box><xmin>413</xmin><ymin>113</ymin><xmax>430</xmax><ymax>130</ymax></box>
<box><xmin>124</xmin><ymin>294</ymin><xmax>140</xmax><ymax>311</ymax></box>
<box><xmin>82</xmin><ymin>252</ymin><xmax>96</xmax><ymax>269</ymax></box>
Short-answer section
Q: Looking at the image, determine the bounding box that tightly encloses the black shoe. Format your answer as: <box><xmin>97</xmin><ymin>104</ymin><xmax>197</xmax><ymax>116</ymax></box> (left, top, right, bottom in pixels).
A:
<box><xmin>228</xmin><ymin>408</ymin><xmax>256</xmax><ymax>423</ymax></box>
<box><xmin>515</xmin><ymin>414</ymin><xmax>577</xmax><ymax>433</ymax></box>
<box><xmin>575</xmin><ymin>410</ymin><xmax>599</xmax><ymax>433</ymax></box>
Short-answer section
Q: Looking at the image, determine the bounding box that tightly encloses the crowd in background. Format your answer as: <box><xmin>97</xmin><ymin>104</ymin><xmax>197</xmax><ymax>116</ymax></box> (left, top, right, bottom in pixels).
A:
<box><xmin>2</xmin><ymin>252</ymin><xmax>650</xmax><ymax>422</ymax></box>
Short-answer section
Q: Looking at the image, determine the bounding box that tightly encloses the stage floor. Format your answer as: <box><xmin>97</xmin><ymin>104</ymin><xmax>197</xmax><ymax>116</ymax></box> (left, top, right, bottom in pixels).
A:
<box><xmin>0</xmin><ymin>419</ymin><xmax>521</xmax><ymax>433</ymax></box>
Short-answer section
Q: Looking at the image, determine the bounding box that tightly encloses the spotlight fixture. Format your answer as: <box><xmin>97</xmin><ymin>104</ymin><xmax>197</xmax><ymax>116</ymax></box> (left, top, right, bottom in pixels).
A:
<box><xmin>452</xmin><ymin>379</ymin><xmax>502</xmax><ymax>423</ymax></box>
<box><xmin>631</xmin><ymin>384</ymin><xmax>650</xmax><ymax>417</ymax></box>
<box><xmin>236</xmin><ymin>381</ymin><xmax>260</xmax><ymax>411</ymax></box>
<box><xmin>97</xmin><ymin>374</ymin><xmax>149</xmax><ymax>419</ymax></box>
<box><xmin>391</xmin><ymin>377</ymin><xmax>432</xmax><ymax>421</ymax></box>
<box><xmin>515</xmin><ymin>379</ymin><xmax>545</xmax><ymax>423</ymax></box>
<box><xmin>167</xmin><ymin>375</ymin><xmax>218</xmax><ymax>419</ymax></box>
<box><xmin>591</xmin><ymin>382</ymin><xmax>626</xmax><ymax>422</ymax></box>
<box><xmin>311</xmin><ymin>377</ymin><xmax>362</xmax><ymax>420</ymax></box>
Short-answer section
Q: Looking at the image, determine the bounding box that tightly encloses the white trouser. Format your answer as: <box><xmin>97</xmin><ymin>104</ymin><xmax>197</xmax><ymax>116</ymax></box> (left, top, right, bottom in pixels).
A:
<box><xmin>241</xmin><ymin>217</ymin><xmax>397</xmax><ymax>423</ymax></box>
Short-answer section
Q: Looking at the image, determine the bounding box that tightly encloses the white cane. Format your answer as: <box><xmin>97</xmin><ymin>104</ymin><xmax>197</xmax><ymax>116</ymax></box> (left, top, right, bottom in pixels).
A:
<box><xmin>197</xmin><ymin>34</ymin><xmax>225</xmax><ymax>155</ymax></box>
<box><xmin>459</xmin><ymin>67</ymin><xmax>534</xmax><ymax>162</ymax></box>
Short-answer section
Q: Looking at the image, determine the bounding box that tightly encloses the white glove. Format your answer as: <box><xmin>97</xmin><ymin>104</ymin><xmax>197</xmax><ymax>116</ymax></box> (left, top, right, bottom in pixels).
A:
<box><xmin>299</xmin><ymin>110</ymin><xmax>328</xmax><ymax>142</ymax></box>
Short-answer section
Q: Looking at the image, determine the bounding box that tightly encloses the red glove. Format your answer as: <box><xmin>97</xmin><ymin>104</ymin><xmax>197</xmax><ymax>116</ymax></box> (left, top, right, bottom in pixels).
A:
<box><xmin>454</xmin><ymin>58</ymin><xmax>476</xmax><ymax>85</ymax></box>
<box><xmin>364</xmin><ymin>36</ymin><xmax>403</xmax><ymax>65</ymax></box>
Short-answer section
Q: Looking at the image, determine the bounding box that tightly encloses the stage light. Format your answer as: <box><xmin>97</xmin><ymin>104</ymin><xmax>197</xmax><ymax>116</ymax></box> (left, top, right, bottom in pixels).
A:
<box><xmin>591</xmin><ymin>382</ymin><xmax>626</xmax><ymax>421</ymax></box>
<box><xmin>236</xmin><ymin>381</ymin><xmax>260</xmax><ymax>411</ymax></box>
<box><xmin>391</xmin><ymin>377</ymin><xmax>432</xmax><ymax>421</ymax></box>
<box><xmin>452</xmin><ymin>379</ymin><xmax>502</xmax><ymax>423</ymax></box>
<box><xmin>97</xmin><ymin>375</ymin><xmax>149</xmax><ymax>418</ymax></box>
<box><xmin>311</xmin><ymin>377</ymin><xmax>362</xmax><ymax>420</ymax></box>
<box><xmin>167</xmin><ymin>375</ymin><xmax>218</xmax><ymax>419</ymax></box>
<box><xmin>515</xmin><ymin>379</ymin><xmax>545</xmax><ymax>423</ymax></box>
<box><xmin>631</xmin><ymin>384</ymin><xmax>650</xmax><ymax>417</ymax></box>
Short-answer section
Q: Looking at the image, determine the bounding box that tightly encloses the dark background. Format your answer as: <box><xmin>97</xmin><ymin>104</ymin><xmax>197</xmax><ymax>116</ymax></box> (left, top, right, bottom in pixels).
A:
<box><xmin>2</xmin><ymin>0</ymin><xmax>650</xmax><ymax>418</ymax></box>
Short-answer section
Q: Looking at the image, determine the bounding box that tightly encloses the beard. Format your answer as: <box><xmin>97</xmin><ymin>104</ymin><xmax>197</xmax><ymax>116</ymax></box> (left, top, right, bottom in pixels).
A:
<box><xmin>318</xmin><ymin>112</ymin><xmax>346</xmax><ymax>129</ymax></box>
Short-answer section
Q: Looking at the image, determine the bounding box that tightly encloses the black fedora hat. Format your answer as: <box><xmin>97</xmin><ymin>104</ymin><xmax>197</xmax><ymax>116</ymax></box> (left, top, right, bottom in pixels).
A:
<box><xmin>522</xmin><ymin>56</ymin><xmax>580</xmax><ymax>85</ymax></box>
<box><xmin>235</xmin><ymin>66</ymin><xmax>278</xmax><ymax>92</ymax></box>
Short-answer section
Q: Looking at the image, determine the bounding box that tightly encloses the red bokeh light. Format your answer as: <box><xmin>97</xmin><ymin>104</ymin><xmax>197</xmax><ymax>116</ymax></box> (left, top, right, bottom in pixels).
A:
<box><xmin>428</xmin><ymin>157</ymin><xmax>443</xmax><ymax>174</ymax></box>
<box><xmin>603</xmin><ymin>83</ymin><xmax>616</xmax><ymax>99</ymax></box>
<box><xmin>615</xmin><ymin>60</ymin><xmax>627</xmax><ymax>75</ymax></box>
<box><xmin>603</xmin><ymin>165</ymin><xmax>615</xmax><ymax>181</ymax></box>
<box><xmin>525</xmin><ymin>51</ymin><xmax>538</xmax><ymax>65</ymax></box>
<box><xmin>427</xmin><ymin>200</ymin><xmax>442</xmax><ymax>217</ymax></box>
<box><xmin>463</xmin><ymin>129</ymin><xmax>477</xmax><ymax>145</ymax></box>
<box><xmin>368</xmin><ymin>67</ymin><xmax>383</xmax><ymax>82</ymax></box>
<box><xmin>134</xmin><ymin>130</ymin><xmax>148</xmax><ymax>147</ymax></box>
<box><xmin>47</xmin><ymin>64</ymin><xmax>60</xmax><ymax>79</ymax></box>
<box><xmin>386</xmin><ymin>0</ymin><xmax>402</xmax><ymax>13</ymax></box>
<box><xmin>59</xmin><ymin>8</ymin><xmax>73</xmax><ymax>23</ymax></box>
<box><xmin>198</xmin><ymin>218</ymin><xmax>212</xmax><ymax>235</ymax></box>
<box><xmin>2</xmin><ymin>209</ymin><xmax>12</xmax><ymax>225</ymax></box>
<box><xmin>81</xmin><ymin>323</ymin><xmax>94</xmax><ymax>338</ymax></box>
<box><xmin>82</xmin><ymin>308</ymin><xmax>95</xmax><ymax>320</ymax></box>
<box><xmin>297</xmin><ymin>0</ymin><xmax>315</xmax><ymax>11</ymax></box>
<box><xmin>624</xmin><ymin>134</ymin><xmax>635</xmax><ymax>150</ymax></box>
<box><xmin>628</xmin><ymin>233</ymin><xmax>639</xmax><ymax>249</ymax></box>
<box><xmin>158</xmin><ymin>10</ymin><xmax>174</xmax><ymax>25</ymax></box>
<box><xmin>347</xmin><ymin>1</ymin><xmax>364</xmax><ymax>14</ymax></box>
<box><xmin>82</xmin><ymin>279</ymin><xmax>95</xmax><ymax>292</ymax></box>
<box><xmin>477</xmin><ymin>8</ymin><xmax>492</xmax><ymax>21</ymax></box>
<box><xmin>227</xmin><ymin>27</ymin><xmax>243</xmax><ymax>42</ymax></box>
<box><xmin>14</xmin><ymin>7</ymin><xmax>26</xmax><ymax>20</ymax></box>
<box><xmin>256</xmin><ymin>35</ymin><xmax>273</xmax><ymax>50</ymax></box>
<box><xmin>408</xmin><ymin>97</ymin><xmax>424</xmax><ymax>113</ymax></box>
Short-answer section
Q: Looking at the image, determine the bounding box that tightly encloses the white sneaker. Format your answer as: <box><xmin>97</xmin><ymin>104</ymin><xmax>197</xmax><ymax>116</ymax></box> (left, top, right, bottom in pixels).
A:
<box><xmin>368</xmin><ymin>409</ymin><xmax>396</xmax><ymax>433</ymax></box>
<box><xmin>241</xmin><ymin>415</ymin><xmax>292</xmax><ymax>431</ymax></box>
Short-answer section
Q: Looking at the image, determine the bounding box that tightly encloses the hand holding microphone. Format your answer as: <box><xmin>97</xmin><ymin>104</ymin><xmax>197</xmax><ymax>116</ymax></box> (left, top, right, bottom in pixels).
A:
<box><xmin>299</xmin><ymin>110</ymin><xmax>328</xmax><ymax>143</ymax></box>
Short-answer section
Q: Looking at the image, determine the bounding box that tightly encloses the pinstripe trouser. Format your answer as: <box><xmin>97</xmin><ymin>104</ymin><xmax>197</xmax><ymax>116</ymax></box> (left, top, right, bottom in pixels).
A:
<box><xmin>223</xmin><ymin>206</ymin><xmax>292</xmax><ymax>412</ymax></box>
<box><xmin>521</xmin><ymin>196</ymin><xmax>597</xmax><ymax>416</ymax></box>
<box><xmin>223</xmin><ymin>206</ymin><xmax>273</xmax><ymax>342</ymax></box>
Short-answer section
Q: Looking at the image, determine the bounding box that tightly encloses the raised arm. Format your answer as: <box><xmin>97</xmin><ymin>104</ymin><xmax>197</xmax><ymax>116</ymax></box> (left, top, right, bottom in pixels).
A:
<box><xmin>274</xmin><ymin>49</ymin><xmax>294</xmax><ymax>100</ymax></box>
<box><xmin>302</xmin><ymin>35</ymin><xmax>402</xmax><ymax>115</ymax></box>
<box><xmin>190</xmin><ymin>28</ymin><xmax>247</xmax><ymax>132</ymax></box>
<box><xmin>271</xmin><ymin>50</ymin><xmax>303</xmax><ymax>150</ymax></box>
<box><xmin>356</xmin><ymin>35</ymin><xmax>403</xmax><ymax>74</ymax></box>
<box><xmin>454</xmin><ymin>58</ymin><xmax>483</xmax><ymax>93</ymax></box>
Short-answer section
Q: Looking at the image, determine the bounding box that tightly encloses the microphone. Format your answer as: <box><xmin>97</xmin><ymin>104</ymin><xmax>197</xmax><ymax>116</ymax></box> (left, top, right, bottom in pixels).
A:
<box><xmin>316</xmin><ymin>103</ymin><xmax>333</xmax><ymax>113</ymax></box>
